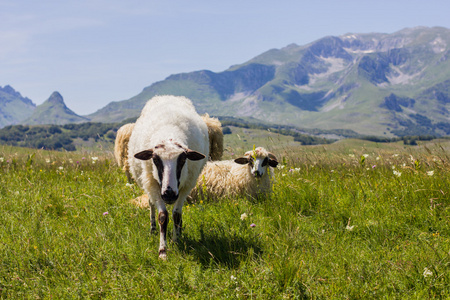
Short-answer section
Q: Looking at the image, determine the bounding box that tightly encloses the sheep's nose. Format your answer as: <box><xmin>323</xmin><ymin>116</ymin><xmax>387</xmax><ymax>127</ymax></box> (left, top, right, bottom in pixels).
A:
<box><xmin>162</xmin><ymin>187</ymin><xmax>178</xmax><ymax>204</ymax></box>
<box><xmin>254</xmin><ymin>171</ymin><xmax>262</xmax><ymax>178</ymax></box>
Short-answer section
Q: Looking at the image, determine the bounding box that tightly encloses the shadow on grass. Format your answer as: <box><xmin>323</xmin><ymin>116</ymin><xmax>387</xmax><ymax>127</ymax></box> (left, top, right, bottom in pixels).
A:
<box><xmin>177</xmin><ymin>225</ymin><xmax>263</xmax><ymax>269</ymax></box>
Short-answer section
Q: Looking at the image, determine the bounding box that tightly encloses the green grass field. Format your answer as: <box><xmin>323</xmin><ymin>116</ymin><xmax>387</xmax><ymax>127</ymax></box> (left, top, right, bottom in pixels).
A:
<box><xmin>0</xmin><ymin>135</ymin><xmax>449</xmax><ymax>298</ymax></box>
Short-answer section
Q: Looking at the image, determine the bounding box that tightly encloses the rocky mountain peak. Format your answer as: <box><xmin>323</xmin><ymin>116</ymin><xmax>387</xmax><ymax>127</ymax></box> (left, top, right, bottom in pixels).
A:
<box><xmin>47</xmin><ymin>91</ymin><xmax>65</xmax><ymax>105</ymax></box>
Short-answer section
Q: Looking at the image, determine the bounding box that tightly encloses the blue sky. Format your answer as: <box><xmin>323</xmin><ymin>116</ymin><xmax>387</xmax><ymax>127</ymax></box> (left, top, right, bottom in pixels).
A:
<box><xmin>1</xmin><ymin>0</ymin><xmax>449</xmax><ymax>115</ymax></box>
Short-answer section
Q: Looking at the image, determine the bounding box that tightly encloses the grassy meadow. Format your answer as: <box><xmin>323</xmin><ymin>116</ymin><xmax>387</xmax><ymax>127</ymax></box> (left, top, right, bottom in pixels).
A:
<box><xmin>0</xmin><ymin>131</ymin><xmax>449</xmax><ymax>299</ymax></box>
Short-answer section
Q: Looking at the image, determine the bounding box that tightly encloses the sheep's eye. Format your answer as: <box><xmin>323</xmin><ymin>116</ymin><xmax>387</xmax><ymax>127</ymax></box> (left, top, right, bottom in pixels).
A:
<box><xmin>248</xmin><ymin>157</ymin><xmax>254</xmax><ymax>166</ymax></box>
<box><xmin>262</xmin><ymin>157</ymin><xmax>269</xmax><ymax>167</ymax></box>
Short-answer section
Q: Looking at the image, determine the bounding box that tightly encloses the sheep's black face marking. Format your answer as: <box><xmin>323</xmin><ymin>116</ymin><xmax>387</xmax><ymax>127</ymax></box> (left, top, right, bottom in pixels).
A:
<box><xmin>152</xmin><ymin>154</ymin><xmax>164</xmax><ymax>183</ymax></box>
<box><xmin>176</xmin><ymin>153</ymin><xmax>187</xmax><ymax>187</ymax></box>
<box><xmin>262</xmin><ymin>157</ymin><xmax>269</xmax><ymax>167</ymax></box>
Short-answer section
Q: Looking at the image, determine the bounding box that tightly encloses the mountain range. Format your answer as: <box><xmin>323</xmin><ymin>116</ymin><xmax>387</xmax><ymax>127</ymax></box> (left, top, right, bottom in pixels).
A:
<box><xmin>1</xmin><ymin>26</ymin><xmax>450</xmax><ymax>136</ymax></box>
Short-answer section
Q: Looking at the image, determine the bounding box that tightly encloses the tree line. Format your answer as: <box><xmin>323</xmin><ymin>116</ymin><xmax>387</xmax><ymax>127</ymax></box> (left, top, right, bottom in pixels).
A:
<box><xmin>0</xmin><ymin>115</ymin><xmax>446</xmax><ymax>151</ymax></box>
<box><xmin>0</xmin><ymin>122</ymin><xmax>124</xmax><ymax>151</ymax></box>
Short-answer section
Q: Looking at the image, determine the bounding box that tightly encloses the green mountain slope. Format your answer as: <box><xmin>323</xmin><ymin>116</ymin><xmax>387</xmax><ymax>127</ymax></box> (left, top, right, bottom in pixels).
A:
<box><xmin>0</xmin><ymin>85</ymin><xmax>35</xmax><ymax>127</ymax></box>
<box><xmin>22</xmin><ymin>92</ymin><xmax>88</xmax><ymax>125</ymax></box>
<box><xmin>87</xmin><ymin>27</ymin><xmax>450</xmax><ymax>136</ymax></box>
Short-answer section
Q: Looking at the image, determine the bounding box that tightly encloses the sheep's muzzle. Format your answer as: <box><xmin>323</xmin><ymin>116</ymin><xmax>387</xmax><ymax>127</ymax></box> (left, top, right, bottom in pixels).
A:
<box><xmin>162</xmin><ymin>187</ymin><xmax>178</xmax><ymax>204</ymax></box>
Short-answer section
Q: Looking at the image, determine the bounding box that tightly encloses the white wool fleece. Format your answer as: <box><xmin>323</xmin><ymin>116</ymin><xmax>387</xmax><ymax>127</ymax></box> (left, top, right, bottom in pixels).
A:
<box><xmin>128</xmin><ymin>95</ymin><xmax>209</xmax><ymax>203</ymax></box>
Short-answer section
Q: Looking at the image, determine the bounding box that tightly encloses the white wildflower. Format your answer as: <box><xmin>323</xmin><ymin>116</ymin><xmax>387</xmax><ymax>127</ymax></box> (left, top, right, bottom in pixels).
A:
<box><xmin>125</xmin><ymin>183</ymin><xmax>134</xmax><ymax>187</ymax></box>
<box><xmin>376</xmin><ymin>156</ymin><xmax>381</xmax><ymax>161</ymax></box>
<box><xmin>91</xmin><ymin>157</ymin><xmax>98</xmax><ymax>164</ymax></box>
<box><xmin>423</xmin><ymin>267</ymin><xmax>433</xmax><ymax>278</ymax></box>
<box><xmin>277</xmin><ymin>165</ymin><xmax>285</xmax><ymax>170</ymax></box>
<box><xmin>345</xmin><ymin>225</ymin><xmax>355</xmax><ymax>231</ymax></box>
<box><xmin>240</xmin><ymin>213</ymin><xmax>248</xmax><ymax>221</ymax></box>
<box><xmin>393</xmin><ymin>170</ymin><xmax>402</xmax><ymax>177</ymax></box>
<box><xmin>231</xmin><ymin>275</ymin><xmax>237</xmax><ymax>281</ymax></box>
<box><xmin>0</xmin><ymin>157</ymin><xmax>4</xmax><ymax>162</ymax></box>
<box><xmin>46</xmin><ymin>159</ymin><xmax>51</xmax><ymax>163</ymax></box>
<box><xmin>427</xmin><ymin>171</ymin><xmax>434</xmax><ymax>176</ymax></box>
<box><xmin>349</xmin><ymin>154</ymin><xmax>355</xmax><ymax>158</ymax></box>
<box><xmin>393</xmin><ymin>154</ymin><xmax>399</xmax><ymax>157</ymax></box>
<box><xmin>363</xmin><ymin>154</ymin><xmax>369</xmax><ymax>158</ymax></box>
<box><xmin>14</xmin><ymin>191</ymin><xmax>20</xmax><ymax>195</ymax></box>
<box><xmin>58</xmin><ymin>166</ymin><xmax>64</xmax><ymax>170</ymax></box>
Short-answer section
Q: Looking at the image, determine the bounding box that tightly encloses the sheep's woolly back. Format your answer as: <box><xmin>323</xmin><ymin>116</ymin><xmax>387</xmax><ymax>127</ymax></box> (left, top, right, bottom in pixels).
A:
<box><xmin>114</xmin><ymin>123</ymin><xmax>135</xmax><ymax>181</ymax></box>
<box><xmin>128</xmin><ymin>95</ymin><xmax>209</xmax><ymax>201</ymax></box>
<box><xmin>201</xmin><ymin>114</ymin><xmax>223</xmax><ymax>161</ymax></box>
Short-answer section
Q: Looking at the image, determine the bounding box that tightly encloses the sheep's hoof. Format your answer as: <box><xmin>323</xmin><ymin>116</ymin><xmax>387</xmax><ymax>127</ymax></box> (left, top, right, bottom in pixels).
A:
<box><xmin>159</xmin><ymin>250</ymin><xmax>167</xmax><ymax>260</ymax></box>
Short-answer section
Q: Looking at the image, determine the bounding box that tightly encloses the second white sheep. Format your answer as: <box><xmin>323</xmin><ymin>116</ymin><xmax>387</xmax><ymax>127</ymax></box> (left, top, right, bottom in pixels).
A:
<box><xmin>191</xmin><ymin>146</ymin><xmax>278</xmax><ymax>201</ymax></box>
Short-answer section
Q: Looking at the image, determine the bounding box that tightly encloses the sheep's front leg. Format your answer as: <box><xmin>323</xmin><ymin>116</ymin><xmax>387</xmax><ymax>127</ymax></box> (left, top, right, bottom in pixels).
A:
<box><xmin>149</xmin><ymin>201</ymin><xmax>157</xmax><ymax>234</ymax></box>
<box><xmin>156</xmin><ymin>201</ymin><xmax>169</xmax><ymax>260</ymax></box>
<box><xmin>172</xmin><ymin>199</ymin><xmax>184</xmax><ymax>243</ymax></box>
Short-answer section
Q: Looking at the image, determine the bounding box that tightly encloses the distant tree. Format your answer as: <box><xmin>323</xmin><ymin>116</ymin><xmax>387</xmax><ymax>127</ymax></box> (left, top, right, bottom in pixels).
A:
<box><xmin>106</xmin><ymin>131</ymin><xmax>116</xmax><ymax>139</ymax></box>
<box><xmin>48</xmin><ymin>125</ymin><xmax>62</xmax><ymax>134</ymax></box>
<box><xmin>222</xmin><ymin>127</ymin><xmax>232</xmax><ymax>135</ymax></box>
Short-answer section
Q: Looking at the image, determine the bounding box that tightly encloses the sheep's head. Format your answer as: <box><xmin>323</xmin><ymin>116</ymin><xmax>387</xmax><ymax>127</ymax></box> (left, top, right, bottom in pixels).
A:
<box><xmin>134</xmin><ymin>141</ymin><xmax>205</xmax><ymax>204</ymax></box>
<box><xmin>234</xmin><ymin>147</ymin><xmax>278</xmax><ymax>178</ymax></box>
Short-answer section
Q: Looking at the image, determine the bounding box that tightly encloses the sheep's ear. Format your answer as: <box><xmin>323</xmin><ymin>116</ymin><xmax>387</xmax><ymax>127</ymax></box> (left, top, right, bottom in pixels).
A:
<box><xmin>186</xmin><ymin>149</ymin><xmax>205</xmax><ymax>161</ymax></box>
<box><xmin>268</xmin><ymin>152</ymin><xmax>277</xmax><ymax>161</ymax></box>
<box><xmin>234</xmin><ymin>157</ymin><xmax>250</xmax><ymax>165</ymax></box>
<box><xmin>268</xmin><ymin>153</ymin><xmax>278</xmax><ymax>167</ymax></box>
<box><xmin>268</xmin><ymin>159</ymin><xmax>278</xmax><ymax>167</ymax></box>
<box><xmin>134</xmin><ymin>150</ymin><xmax>154</xmax><ymax>161</ymax></box>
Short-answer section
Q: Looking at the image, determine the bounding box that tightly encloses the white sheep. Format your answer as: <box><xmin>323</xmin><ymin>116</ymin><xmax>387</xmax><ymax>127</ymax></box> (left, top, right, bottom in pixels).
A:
<box><xmin>128</xmin><ymin>95</ymin><xmax>209</xmax><ymax>259</ymax></box>
<box><xmin>116</xmin><ymin>115</ymin><xmax>222</xmax><ymax>184</ymax></box>
<box><xmin>190</xmin><ymin>147</ymin><xmax>278</xmax><ymax>201</ymax></box>
<box><xmin>114</xmin><ymin>123</ymin><xmax>135</xmax><ymax>183</ymax></box>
